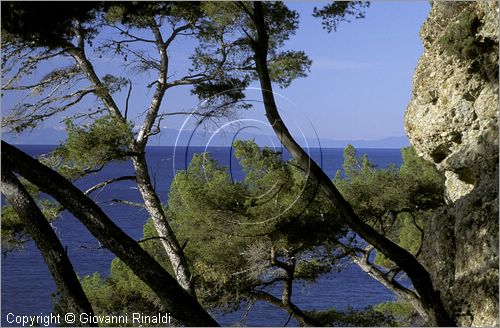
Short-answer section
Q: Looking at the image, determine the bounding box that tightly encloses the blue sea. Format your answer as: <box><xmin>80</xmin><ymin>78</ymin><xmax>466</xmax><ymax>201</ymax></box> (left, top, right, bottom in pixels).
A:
<box><xmin>2</xmin><ymin>145</ymin><xmax>404</xmax><ymax>326</ymax></box>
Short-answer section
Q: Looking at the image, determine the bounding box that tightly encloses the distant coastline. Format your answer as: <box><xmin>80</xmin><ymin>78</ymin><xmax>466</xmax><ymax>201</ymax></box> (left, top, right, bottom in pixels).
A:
<box><xmin>2</xmin><ymin>128</ymin><xmax>410</xmax><ymax>149</ymax></box>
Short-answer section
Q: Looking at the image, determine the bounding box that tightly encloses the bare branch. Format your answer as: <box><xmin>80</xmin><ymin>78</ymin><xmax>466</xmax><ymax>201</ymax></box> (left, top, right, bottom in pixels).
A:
<box><xmin>2</xmin><ymin>49</ymin><xmax>66</xmax><ymax>89</ymax></box>
<box><xmin>156</xmin><ymin>110</ymin><xmax>236</xmax><ymax>119</ymax></box>
<box><xmin>101</xmin><ymin>44</ymin><xmax>161</xmax><ymax>72</ymax></box>
<box><xmin>165</xmin><ymin>74</ymin><xmax>212</xmax><ymax>87</ymax></box>
<box><xmin>3</xmin><ymin>88</ymin><xmax>96</xmax><ymax>131</ymax></box>
<box><xmin>166</xmin><ymin>37</ymin><xmax>229</xmax><ymax>88</ymax></box>
<box><xmin>165</xmin><ymin>23</ymin><xmax>192</xmax><ymax>48</ymax></box>
<box><xmin>64</xmin><ymin>41</ymin><xmax>125</xmax><ymax>121</ymax></box>
<box><xmin>3</xmin><ymin>64</ymin><xmax>79</xmax><ymax>92</ymax></box>
<box><xmin>109</xmin><ymin>24</ymin><xmax>157</xmax><ymax>43</ymax></box>
<box><xmin>109</xmin><ymin>199</ymin><xmax>145</xmax><ymax>208</ymax></box>
<box><xmin>241</xmin><ymin>27</ymin><xmax>256</xmax><ymax>46</ymax></box>
<box><xmin>63</xmin><ymin>108</ymin><xmax>107</xmax><ymax>122</ymax></box>
<box><xmin>337</xmin><ymin>242</ymin><xmax>427</xmax><ymax>321</ymax></box>
<box><xmin>124</xmin><ymin>79</ymin><xmax>133</xmax><ymax>120</ymax></box>
<box><xmin>256</xmin><ymin>276</ymin><xmax>286</xmax><ymax>286</ymax></box>
<box><xmin>135</xmin><ymin>18</ymin><xmax>169</xmax><ymax>146</ymax></box>
<box><xmin>270</xmin><ymin>246</ymin><xmax>294</xmax><ymax>274</ymax></box>
<box><xmin>84</xmin><ymin>176</ymin><xmax>136</xmax><ymax>195</ymax></box>
<box><xmin>137</xmin><ymin>236</ymin><xmax>170</xmax><ymax>244</ymax></box>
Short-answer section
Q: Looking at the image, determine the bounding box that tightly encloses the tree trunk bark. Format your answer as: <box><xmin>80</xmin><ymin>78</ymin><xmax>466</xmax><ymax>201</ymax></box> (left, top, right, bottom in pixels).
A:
<box><xmin>1</xmin><ymin>169</ymin><xmax>95</xmax><ymax>324</ymax></box>
<box><xmin>250</xmin><ymin>2</ymin><xmax>454</xmax><ymax>326</ymax></box>
<box><xmin>351</xmin><ymin>254</ymin><xmax>428</xmax><ymax>321</ymax></box>
<box><xmin>131</xmin><ymin>152</ymin><xmax>196</xmax><ymax>296</ymax></box>
<box><xmin>1</xmin><ymin>141</ymin><xmax>218</xmax><ymax>327</ymax></box>
<box><xmin>68</xmin><ymin>41</ymin><xmax>196</xmax><ymax>297</ymax></box>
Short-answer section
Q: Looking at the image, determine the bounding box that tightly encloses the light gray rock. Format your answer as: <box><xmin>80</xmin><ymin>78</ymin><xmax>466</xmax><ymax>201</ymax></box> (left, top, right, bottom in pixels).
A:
<box><xmin>405</xmin><ymin>2</ymin><xmax>498</xmax><ymax>326</ymax></box>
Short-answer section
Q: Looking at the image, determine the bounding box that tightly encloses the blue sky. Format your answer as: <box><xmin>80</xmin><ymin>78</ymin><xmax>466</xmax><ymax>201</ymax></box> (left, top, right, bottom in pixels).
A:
<box><xmin>154</xmin><ymin>1</ymin><xmax>432</xmax><ymax>143</ymax></box>
<box><xmin>2</xmin><ymin>2</ymin><xmax>431</xmax><ymax>144</ymax></box>
<box><xmin>275</xmin><ymin>1</ymin><xmax>431</xmax><ymax>140</ymax></box>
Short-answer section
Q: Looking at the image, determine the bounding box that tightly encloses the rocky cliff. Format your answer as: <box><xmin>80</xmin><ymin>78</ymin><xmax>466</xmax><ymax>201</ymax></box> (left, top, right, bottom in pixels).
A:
<box><xmin>405</xmin><ymin>2</ymin><xmax>499</xmax><ymax>326</ymax></box>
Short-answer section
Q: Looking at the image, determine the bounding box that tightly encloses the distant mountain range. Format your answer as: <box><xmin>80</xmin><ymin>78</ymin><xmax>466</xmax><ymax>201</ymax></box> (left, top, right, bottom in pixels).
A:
<box><xmin>2</xmin><ymin>127</ymin><xmax>410</xmax><ymax>149</ymax></box>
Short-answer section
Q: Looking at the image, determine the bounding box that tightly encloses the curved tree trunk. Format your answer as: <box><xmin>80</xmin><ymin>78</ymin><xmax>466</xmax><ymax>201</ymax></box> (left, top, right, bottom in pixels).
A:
<box><xmin>349</xmin><ymin>249</ymin><xmax>428</xmax><ymax>321</ymax></box>
<box><xmin>1</xmin><ymin>169</ymin><xmax>94</xmax><ymax>323</ymax></box>
<box><xmin>264</xmin><ymin>248</ymin><xmax>323</xmax><ymax>326</ymax></box>
<box><xmin>67</xmin><ymin>30</ymin><xmax>196</xmax><ymax>296</ymax></box>
<box><xmin>250</xmin><ymin>2</ymin><xmax>454</xmax><ymax>326</ymax></box>
<box><xmin>1</xmin><ymin>141</ymin><xmax>218</xmax><ymax>327</ymax></box>
<box><xmin>131</xmin><ymin>152</ymin><xmax>196</xmax><ymax>296</ymax></box>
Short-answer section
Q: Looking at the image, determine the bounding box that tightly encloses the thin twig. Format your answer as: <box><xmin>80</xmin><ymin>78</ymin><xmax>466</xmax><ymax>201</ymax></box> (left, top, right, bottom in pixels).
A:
<box><xmin>124</xmin><ymin>79</ymin><xmax>132</xmax><ymax>120</ymax></box>
<box><xmin>84</xmin><ymin>176</ymin><xmax>136</xmax><ymax>195</ymax></box>
<box><xmin>109</xmin><ymin>199</ymin><xmax>145</xmax><ymax>208</ymax></box>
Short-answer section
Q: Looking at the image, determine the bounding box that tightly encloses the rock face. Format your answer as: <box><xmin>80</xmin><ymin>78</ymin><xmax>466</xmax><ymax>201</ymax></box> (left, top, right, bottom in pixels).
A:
<box><xmin>405</xmin><ymin>2</ymin><xmax>498</xmax><ymax>326</ymax></box>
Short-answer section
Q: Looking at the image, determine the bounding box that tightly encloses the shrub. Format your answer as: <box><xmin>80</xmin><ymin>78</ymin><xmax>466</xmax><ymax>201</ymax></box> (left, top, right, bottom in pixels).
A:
<box><xmin>374</xmin><ymin>301</ymin><xmax>424</xmax><ymax>326</ymax></box>
<box><xmin>307</xmin><ymin>306</ymin><xmax>399</xmax><ymax>327</ymax></box>
<box><xmin>439</xmin><ymin>8</ymin><xmax>498</xmax><ymax>81</ymax></box>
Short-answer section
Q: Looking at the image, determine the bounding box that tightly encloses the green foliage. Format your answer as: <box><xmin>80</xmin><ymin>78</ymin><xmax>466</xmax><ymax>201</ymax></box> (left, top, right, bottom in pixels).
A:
<box><xmin>104</xmin><ymin>2</ymin><xmax>201</xmax><ymax>28</ymax></box>
<box><xmin>74</xmin><ymin>143</ymin><xmax>444</xmax><ymax>320</ymax></box>
<box><xmin>335</xmin><ymin>145</ymin><xmax>445</xmax><ymax>269</ymax></box>
<box><xmin>399</xmin><ymin>146</ymin><xmax>445</xmax><ymax>208</ymax></box>
<box><xmin>166</xmin><ymin>140</ymin><xmax>343</xmax><ymax>311</ymax></box>
<box><xmin>1</xmin><ymin>205</ymin><xmax>23</xmax><ymax>234</ymax></box>
<box><xmin>72</xmin><ymin>267</ymin><xmax>162</xmax><ymax>327</ymax></box>
<box><xmin>335</xmin><ymin>145</ymin><xmax>405</xmax><ymax>225</ymax></box>
<box><xmin>307</xmin><ymin>306</ymin><xmax>398</xmax><ymax>327</ymax></box>
<box><xmin>294</xmin><ymin>258</ymin><xmax>332</xmax><ymax>282</ymax></box>
<box><xmin>2</xmin><ymin>180</ymin><xmax>61</xmax><ymax>253</ymax></box>
<box><xmin>438</xmin><ymin>8</ymin><xmax>498</xmax><ymax>80</ymax></box>
<box><xmin>374</xmin><ymin>301</ymin><xmax>422</xmax><ymax>326</ymax></box>
<box><xmin>1</xmin><ymin>204</ymin><xmax>26</xmax><ymax>251</ymax></box>
<box><xmin>439</xmin><ymin>10</ymin><xmax>481</xmax><ymax>60</ymax></box>
<box><xmin>268</xmin><ymin>50</ymin><xmax>312</xmax><ymax>88</ymax></box>
<box><xmin>313</xmin><ymin>2</ymin><xmax>370</xmax><ymax>33</ymax></box>
<box><xmin>260</xmin><ymin>2</ymin><xmax>300</xmax><ymax>48</ymax></box>
<box><xmin>47</xmin><ymin>115</ymin><xmax>133</xmax><ymax>179</ymax></box>
<box><xmin>336</xmin><ymin>144</ymin><xmax>445</xmax><ymax>221</ymax></box>
<box><xmin>101</xmin><ymin>74</ymin><xmax>129</xmax><ymax>94</ymax></box>
<box><xmin>373</xmin><ymin>213</ymin><xmax>424</xmax><ymax>268</ymax></box>
<box><xmin>260</xmin><ymin>3</ymin><xmax>313</xmax><ymax>87</ymax></box>
<box><xmin>63</xmin><ymin>220</ymin><xmax>167</xmax><ymax>325</ymax></box>
<box><xmin>190</xmin><ymin>76</ymin><xmax>251</xmax><ymax>113</ymax></box>
<box><xmin>191</xmin><ymin>2</ymin><xmax>312</xmax><ymax>105</ymax></box>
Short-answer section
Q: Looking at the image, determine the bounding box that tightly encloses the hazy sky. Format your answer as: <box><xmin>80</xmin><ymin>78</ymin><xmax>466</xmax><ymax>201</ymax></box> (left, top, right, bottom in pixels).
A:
<box><xmin>272</xmin><ymin>1</ymin><xmax>431</xmax><ymax>140</ymax></box>
<box><xmin>156</xmin><ymin>1</ymin><xmax>432</xmax><ymax>142</ymax></box>
<box><xmin>2</xmin><ymin>2</ymin><xmax>431</xmax><ymax>143</ymax></box>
